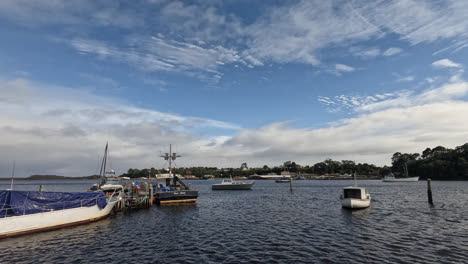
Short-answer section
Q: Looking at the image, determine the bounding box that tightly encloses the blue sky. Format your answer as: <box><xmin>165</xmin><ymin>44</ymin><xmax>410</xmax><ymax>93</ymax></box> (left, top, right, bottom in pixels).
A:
<box><xmin>1</xmin><ymin>0</ymin><xmax>468</xmax><ymax>176</ymax></box>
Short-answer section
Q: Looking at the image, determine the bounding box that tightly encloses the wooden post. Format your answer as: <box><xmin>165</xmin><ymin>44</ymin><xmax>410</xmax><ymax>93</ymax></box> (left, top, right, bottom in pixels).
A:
<box><xmin>150</xmin><ymin>183</ymin><xmax>153</xmax><ymax>206</ymax></box>
<box><xmin>289</xmin><ymin>177</ymin><xmax>293</xmax><ymax>192</ymax></box>
<box><xmin>427</xmin><ymin>178</ymin><xmax>433</xmax><ymax>205</ymax></box>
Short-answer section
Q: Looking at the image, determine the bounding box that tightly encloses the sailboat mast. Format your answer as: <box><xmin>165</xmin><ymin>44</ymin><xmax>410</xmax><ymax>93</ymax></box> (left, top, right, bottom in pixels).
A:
<box><xmin>10</xmin><ymin>161</ymin><xmax>15</xmax><ymax>190</ymax></box>
<box><xmin>99</xmin><ymin>142</ymin><xmax>108</xmax><ymax>183</ymax></box>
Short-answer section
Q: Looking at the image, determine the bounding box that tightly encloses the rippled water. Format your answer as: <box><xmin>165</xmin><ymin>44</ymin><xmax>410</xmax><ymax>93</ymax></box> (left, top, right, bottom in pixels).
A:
<box><xmin>1</xmin><ymin>180</ymin><xmax>467</xmax><ymax>263</ymax></box>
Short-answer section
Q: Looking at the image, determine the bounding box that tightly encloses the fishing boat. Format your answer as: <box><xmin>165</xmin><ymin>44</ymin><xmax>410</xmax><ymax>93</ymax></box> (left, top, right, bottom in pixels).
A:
<box><xmin>153</xmin><ymin>145</ymin><xmax>198</xmax><ymax>204</ymax></box>
<box><xmin>212</xmin><ymin>177</ymin><xmax>255</xmax><ymax>190</ymax></box>
<box><xmin>0</xmin><ymin>190</ymin><xmax>120</xmax><ymax>239</ymax></box>
<box><xmin>340</xmin><ymin>173</ymin><xmax>371</xmax><ymax>209</ymax></box>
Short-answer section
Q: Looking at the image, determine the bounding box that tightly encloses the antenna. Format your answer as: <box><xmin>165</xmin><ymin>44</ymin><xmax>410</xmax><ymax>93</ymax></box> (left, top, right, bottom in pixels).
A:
<box><xmin>160</xmin><ymin>144</ymin><xmax>181</xmax><ymax>185</ymax></box>
<box><xmin>10</xmin><ymin>161</ymin><xmax>16</xmax><ymax>190</ymax></box>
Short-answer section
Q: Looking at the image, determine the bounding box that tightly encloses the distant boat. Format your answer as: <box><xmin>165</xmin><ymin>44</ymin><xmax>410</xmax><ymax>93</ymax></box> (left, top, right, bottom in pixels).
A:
<box><xmin>153</xmin><ymin>145</ymin><xmax>198</xmax><ymax>204</ymax></box>
<box><xmin>212</xmin><ymin>177</ymin><xmax>254</xmax><ymax>190</ymax></box>
<box><xmin>382</xmin><ymin>162</ymin><xmax>419</xmax><ymax>182</ymax></box>
<box><xmin>340</xmin><ymin>173</ymin><xmax>371</xmax><ymax>209</ymax></box>
<box><xmin>275</xmin><ymin>176</ymin><xmax>291</xmax><ymax>183</ymax></box>
<box><xmin>0</xmin><ymin>190</ymin><xmax>120</xmax><ymax>239</ymax></box>
<box><xmin>382</xmin><ymin>173</ymin><xmax>419</xmax><ymax>182</ymax></box>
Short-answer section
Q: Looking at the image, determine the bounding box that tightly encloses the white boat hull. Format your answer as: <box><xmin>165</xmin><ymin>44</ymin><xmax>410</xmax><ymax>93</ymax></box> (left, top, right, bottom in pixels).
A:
<box><xmin>341</xmin><ymin>198</ymin><xmax>371</xmax><ymax>209</ymax></box>
<box><xmin>0</xmin><ymin>198</ymin><xmax>118</xmax><ymax>238</ymax></box>
<box><xmin>212</xmin><ymin>182</ymin><xmax>254</xmax><ymax>190</ymax></box>
<box><xmin>382</xmin><ymin>176</ymin><xmax>419</xmax><ymax>182</ymax></box>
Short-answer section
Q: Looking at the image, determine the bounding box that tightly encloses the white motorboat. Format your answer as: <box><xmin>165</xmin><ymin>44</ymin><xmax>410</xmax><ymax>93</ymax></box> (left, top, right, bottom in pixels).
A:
<box><xmin>340</xmin><ymin>173</ymin><xmax>371</xmax><ymax>209</ymax></box>
<box><xmin>275</xmin><ymin>176</ymin><xmax>291</xmax><ymax>183</ymax></box>
<box><xmin>382</xmin><ymin>173</ymin><xmax>419</xmax><ymax>182</ymax></box>
<box><xmin>340</xmin><ymin>187</ymin><xmax>371</xmax><ymax>209</ymax></box>
<box><xmin>212</xmin><ymin>178</ymin><xmax>255</xmax><ymax>190</ymax></box>
<box><xmin>99</xmin><ymin>171</ymin><xmax>124</xmax><ymax>192</ymax></box>
<box><xmin>0</xmin><ymin>190</ymin><xmax>120</xmax><ymax>239</ymax></box>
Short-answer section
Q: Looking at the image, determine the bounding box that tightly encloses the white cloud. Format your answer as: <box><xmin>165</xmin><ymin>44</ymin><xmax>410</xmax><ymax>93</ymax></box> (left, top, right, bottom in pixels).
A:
<box><xmin>222</xmin><ymin>100</ymin><xmax>468</xmax><ymax>167</ymax></box>
<box><xmin>0</xmin><ymin>77</ymin><xmax>241</xmax><ymax>176</ymax></box>
<box><xmin>244</xmin><ymin>0</ymin><xmax>468</xmax><ymax>65</ymax></box>
<box><xmin>318</xmin><ymin>80</ymin><xmax>468</xmax><ymax>113</ymax></box>
<box><xmin>352</xmin><ymin>47</ymin><xmax>381</xmax><ymax>58</ymax></box>
<box><xmin>383</xmin><ymin>47</ymin><xmax>403</xmax><ymax>56</ymax></box>
<box><xmin>358</xmin><ymin>82</ymin><xmax>468</xmax><ymax>112</ymax></box>
<box><xmin>396</xmin><ymin>76</ymin><xmax>415</xmax><ymax>82</ymax></box>
<box><xmin>69</xmin><ymin>37</ymin><xmax>242</xmax><ymax>85</ymax></box>
<box><xmin>0</xmin><ymin>0</ymin><xmax>143</xmax><ymax>28</ymax></box>
<box><xmin>392</xmin><ymin>72</ymin><xmax>415</xmax><ymax>82</ymax></box>
<box><xmin>244</xmin><ymin>1</ymin><xmax>382</xmax><ymax>66</ymax></box>
<box><xmin>2</xmin><ymin>0</ymin><xmax>468</xmax><ymax>71</ymax></box>
<box><xmin>2</xmin><ymin>76</ymin><xmax>468</xmax><ymax>176</ymax></box>
<box><xmin>335</xmin><ymin>64</ymin><xmax>355</xmax><ymax>73</ymax></box>
<box><xmin>432</xmin><ymin>59</ymin><xmax>462</xmax><ymax>68</ymax></box>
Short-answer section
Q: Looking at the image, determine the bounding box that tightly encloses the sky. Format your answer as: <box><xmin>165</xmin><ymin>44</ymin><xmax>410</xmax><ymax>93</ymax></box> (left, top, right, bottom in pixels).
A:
<box><xmin>1</xmin><ymin>0</ymin><xmax>468</xmax><ymax>177</ymax></box>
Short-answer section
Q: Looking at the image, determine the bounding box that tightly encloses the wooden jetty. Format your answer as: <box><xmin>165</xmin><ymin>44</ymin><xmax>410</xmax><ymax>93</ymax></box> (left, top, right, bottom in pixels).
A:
<box><xmin>114</xmin><ymin>181</ymin><xmax>154</xmax><ymax>212</ymax></box>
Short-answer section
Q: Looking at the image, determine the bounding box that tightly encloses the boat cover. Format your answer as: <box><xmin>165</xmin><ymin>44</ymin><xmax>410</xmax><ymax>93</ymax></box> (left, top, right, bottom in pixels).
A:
<box><xmin>0</xmin><ymin>190</ymin><xmax>107</xmax><ymax>218</ymax></box>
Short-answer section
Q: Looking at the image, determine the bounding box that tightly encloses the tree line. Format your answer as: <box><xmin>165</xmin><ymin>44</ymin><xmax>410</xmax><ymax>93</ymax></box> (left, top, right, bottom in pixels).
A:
<box><xmin>391</xmin><ymin>143</ymin><xmax>468</xmax><ymax>180</ymax></box>
<box><xmin>119</xmin><ymin>159</ymin><xmax>380</xmax><ymax>179</ymax></box>
<box><xmin>119</xmin><ymin>143</ymin><xmax>468</xmax><ymax>180</ymax></box>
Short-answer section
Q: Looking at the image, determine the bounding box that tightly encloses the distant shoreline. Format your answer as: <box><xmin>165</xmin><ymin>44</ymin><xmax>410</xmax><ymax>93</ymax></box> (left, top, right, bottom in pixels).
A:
<box><xmin>0</xmin><ymin>175</ymin><xmax>100</xmax><ymax>180</ymax></box>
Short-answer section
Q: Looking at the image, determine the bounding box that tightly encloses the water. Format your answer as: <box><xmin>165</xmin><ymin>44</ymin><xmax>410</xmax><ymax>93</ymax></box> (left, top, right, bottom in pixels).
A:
<box><xmin>0</xmin><ymin>180</ymin><xmax>467</xmax><ymax>263</ymax></box>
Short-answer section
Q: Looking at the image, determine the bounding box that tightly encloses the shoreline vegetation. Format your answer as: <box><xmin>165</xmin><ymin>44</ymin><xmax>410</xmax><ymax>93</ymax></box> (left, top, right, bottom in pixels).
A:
<box><xmin>1</xmin><ymin>143</ymin><xmax>467</xmax><ymax>181</ymax></box>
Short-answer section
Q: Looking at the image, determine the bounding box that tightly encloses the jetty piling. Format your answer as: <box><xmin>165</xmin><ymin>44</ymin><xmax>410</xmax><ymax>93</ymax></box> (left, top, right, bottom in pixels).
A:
<box><xmin>113</xmin><ymin>181</ymin><xmax>154</xmax><ymax>212</ymax></box>
<box><xmin>427</xmin><ymin>178</ymin><xmax>433</xmax><ymax>205</ymax></box>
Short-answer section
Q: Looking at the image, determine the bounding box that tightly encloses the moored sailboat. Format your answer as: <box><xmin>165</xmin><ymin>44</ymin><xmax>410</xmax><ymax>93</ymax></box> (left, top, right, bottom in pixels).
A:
<box><xmin>89</xmin><ymin>143</ymin><xmax>124</xmax><ymax>194</ymax></box>
<box><xmin>382</xmin><ymin>162</ymin><xmax>419</xmax><ymax>182</ymax></box>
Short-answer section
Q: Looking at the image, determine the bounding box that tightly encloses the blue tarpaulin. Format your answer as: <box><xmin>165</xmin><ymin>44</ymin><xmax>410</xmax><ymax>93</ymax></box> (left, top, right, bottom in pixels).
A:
<box><xmin>0</xmin><ymin>190</ymin><xmax>107</xmax><ymax>218</ymax></box>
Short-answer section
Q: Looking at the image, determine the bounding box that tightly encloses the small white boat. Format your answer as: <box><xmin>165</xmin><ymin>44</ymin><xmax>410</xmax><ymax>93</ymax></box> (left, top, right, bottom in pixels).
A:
<box><xmin>212</xmin><ymin>178</ymin><xmax>255</xmax><ymax>190</ymax></box>
<box><xmin>99</xmin><ymin>171</ymin><xmax>124</xmax><ymax>192</ymax></box>
<box><xmin>382</xmin><ymin>173</ymin><xmax>419</xmax><ymax>182</ymax></box>
<box><xmin>340</xmin><ymin>187</ymin><xmax>371</xmax><ymax>209</ymax></box>
<box><xmin>0</xmin><ymin>190</ymin><xmax>120</xmax><ymax>239</ymax></box>
<box><xmin>340</xmin><ymin>173</ymin><xmax>370</xmax><ymax>209</ymax></box>
<box><xmin>275</xmin><ymin>176</ymin><xmax>291</xmax><ymax>183</ymax></box>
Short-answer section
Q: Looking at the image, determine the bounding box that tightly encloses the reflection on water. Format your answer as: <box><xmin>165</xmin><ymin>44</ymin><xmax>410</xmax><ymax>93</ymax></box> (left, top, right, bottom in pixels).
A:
<box><xmin>341</xmin><ymin>206</ymin><xmax>371</xmax><ymax>219</ymax></box>
<box><xmin>1</xmin><ymin>179</ymin><xmax>467</xmax><ymax>263</ymax></box>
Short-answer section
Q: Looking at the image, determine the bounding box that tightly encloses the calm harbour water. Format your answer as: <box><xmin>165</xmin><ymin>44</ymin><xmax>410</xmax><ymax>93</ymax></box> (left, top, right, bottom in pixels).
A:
<box><xmin>0</xmin><ymin>179</ymin><xmax>467</xmax><ymax>263</ymax></box>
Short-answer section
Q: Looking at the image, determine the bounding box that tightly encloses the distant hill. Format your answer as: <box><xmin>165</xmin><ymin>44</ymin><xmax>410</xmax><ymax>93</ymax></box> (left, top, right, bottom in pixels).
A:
<box><xmin>26</xmin><ymin>175</ymin><xmax>100</xmax><ymax>180</ymax></box>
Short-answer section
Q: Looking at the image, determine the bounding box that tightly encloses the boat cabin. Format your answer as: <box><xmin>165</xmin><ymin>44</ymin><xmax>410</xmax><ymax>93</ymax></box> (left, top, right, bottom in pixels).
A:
<box><xmin>342</xmin><ymin>187</ymin><xmax>368</xmax><ymax>200</ymax></box>
<box><xmin>155</xmin><ymin>174</ymin><xmax>189</xmax><ymax>192</ymax></box>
